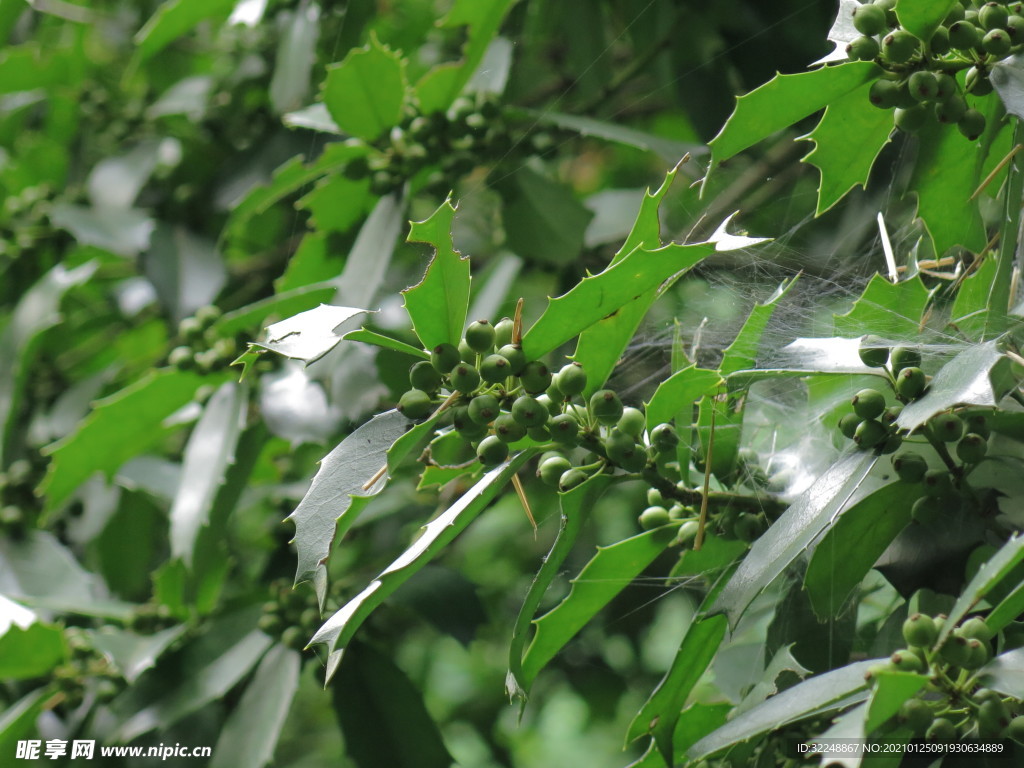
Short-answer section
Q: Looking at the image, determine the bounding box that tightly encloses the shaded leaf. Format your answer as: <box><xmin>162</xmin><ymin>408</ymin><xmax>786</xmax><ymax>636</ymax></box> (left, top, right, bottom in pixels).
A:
<box><xmin>0</xmin><ymin>621</ymin><xmax>65</xmax><ymax>680</ymax></box>
<box><xmin>735</xmin><ymin>645</ymin><xmax>811</xmax><ymax>716</ymax></box>
<box><xmin>402</xmin><ymin>198</ymin><xmax>471</xmax><ymax>350</ymax></box>
<box><xmin>170</xmin><ymin>381</ymin><xmax>248</xmax><ymax>565</ymax></box>
<box><xmin>832</xmin><ymin>274</ymin><xmax>932</xmax><ymax>339</ymax></box>
<box><xmin>332</xmin><ymin>642</ymin><xmax>453</xmax><ymax>768</ymax></box>
<box><xmin>978</xmin><ymin>648</ymin><xmax>1024</xmax><ymax>698</ymax></box>
<box><xmin>805</xmin><ymin>482</ymin><xmax>920</xmax><ymax>619</ymax></box>
<box><xmin>343</xmin><ymin>328</ymin><xmax>431</xmax><ymax>360</ymax></box>
<box><xmin>50</xmin><ymin>203</ymin><xmax>155</xmax><ymax>257</ymax></box>
<box><xmin>215</xmin><ymin>284</ymin><xmax>336</xmax><ymax>338</ymax></box>
<box><xmin>322</xmin><ymin>34</ymin><xmax>406</xmax><ymax>141</ymax></box>
<box><xmin>0</xmin><ymin>689</ymin><xmax>47</xmax><ymax>759</ymax></box>
<box><xmin>864</xmin><ymin>670</ymin><xmax>927</xmax><ymax>734</ymax></box>
<box><xmin>644</xmin><ymin>365</ymin><xmax>721</xmax><ymax>433</ymax></box>
<box><xmin>521</xmin><ymin>526</ymin><xmax>678</xmax><ymax>686</ymax></box>
<box><xmin>143</xmin><ymin>224</ymin><xmax>227</xmax><ymax>323</ymax></box>
<box><xmin>134</xmin><ymin>0</ymin><xmax>236</xmax><ymax>60</ymax></box>
<box><xmin>992</xmin><ymin>54</ymin><xmax>1024</xmax><ymax>121</ymax></box>
<box><xmin>499</xmin><ymin>166</ymin><xmax>593</xmax><ymax>267</ymax></box>
<box><xmin>721</xmin><ymin>277</ymin><xmax>798</xmax><ymax>376</ymax></box>
<box><xmin>332</xmin><ymin>191</ymin><xmax>406</xmax><ymax>308</ymax></box>
<box><xmin>89</xmin><ymin>624</ymin><xmax>189</xmax><ymax>683</ymax></box>
<box><xmin>0</xmin><ymin>261</ymin><xmax>96</xmax><ymax>466</ymax></box>
<box><xmin>289</xmin><ymin>409</ymin><xmax>411</xmax><ymax>600</ymax></box>
<box><xmin>312</xmin><ymin>451</ymin><xmax>535</xmax><ymax>682</ymax></box>
<box><xmin>41</xmin><ymin>369</ymin><xmax>208</xmax><ymax>512</ymax></box>
<box><xmin>268</xmin><ymin>2</ymin><xmax>320</xmax><ymax>115</ymax></box>
<box><xmin>712</xmin><ymin>452</ymin><xmax>878</xmax><ymax>627</ymax></box>
<box><xmin>210</xmin><ymin>644</ymin><xmax>301</xmax><ymax>768</ymax></box>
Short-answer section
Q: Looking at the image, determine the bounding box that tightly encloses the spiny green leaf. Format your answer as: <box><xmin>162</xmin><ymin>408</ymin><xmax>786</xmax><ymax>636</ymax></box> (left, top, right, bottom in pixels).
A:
<box><xmin>289</xmin><ymin>409</ymin><xmax>412</xmax><ymax>601</ymax></box>
<box><xmin>712</xmin><ymin>452</ymin><xmax>878</xmax><ymax>627</ymax></box>
<box><xmin>343</xmin><ymin>328</ymin><xmax>430</xmax><ymax>360</ymax></box>
<box><xmin>0</xmin><ymin>620</ymin><xmax>65</xmax><ymax>680</ymax></box>
<box><xmin>40</xmin><ymin>368</ymin><xmax>208</xmax><ymax>512</ymax></box>
<box><xmin>521</xmin><ymin>526</ymin><xmax>678</xmax><ymax>686</ymax></box>
<box><xmin>832</xmin><ymin>274</ymin><xmax>932</xmax><ymax>339</ymax></box>
<box><xmin>402</xmin><ymin>199</ymin><xmax>471</xmax><ymax>350</ymax></box>
<box><xmin>864</xmin><ymin>670</ymin><xmax>928</xmax><ymax>734</ymax></box>
<box><xmin>721</xmin><ymin>277</ymin><xmax>798</xmax><ymax>375</ymax></box>
<box><xmin>978</xmin><ymin>648</ymin><xmax>1024</xmax><ymax>698</ymax></box>
<box><xmin>707</xmin><ymin>62</ymin><xmax>881</xmax><ymax>175</ymax></box>
<box><xmin>214</xmin><ymin>284</ymin><xmax>337</xmax><ymax>338</ymax></box>
<box><xmin>507</xmin><ymin>473</ymin><xmax>612</xmax><ymax>699</ymax></box>
<box><xmin>895</xmin><ymin>0</ymin><xmax>957</xmax><ymax>43</ymax></box>
<box><xmin>252</xmin><ymin>304</ymin><xmax>371</xmax><ymax>364</ymax></box>
<box><xmin>805</xmin><ymin>482</ymin><xmax>921</xmax><ymax>619</ymax></box>
<box><xmin>322</xmin><ymin>34</ymin><xmax>406</xmax><ymax>141</ymax></box>
<box><xmin>645</xmin><ymin>366</ymin><xmax>722</xmax><ymax>431</ymax></box>
<box><xmin>89</xmin><ymin>625</ymin><xmax>188</xmax><ymax>683</ymax></box>
<box><xmin>313</xmin><ymin>451</ymin><xmax>535</xmax><ymax>682</ymax></box>
<box><xmin>801</xmin><ymin>80</ymin><xmax>893</xmax><ymax>214</ymax></box>
<box><xmin>522</xmin><ymin>242</ymin><xmax>715</xmax><ymax>360</ymax></box>
<box><xmin>628</xmin><ymin>615</ymin><xmax>728</xmax><ymax>760</ymax></box>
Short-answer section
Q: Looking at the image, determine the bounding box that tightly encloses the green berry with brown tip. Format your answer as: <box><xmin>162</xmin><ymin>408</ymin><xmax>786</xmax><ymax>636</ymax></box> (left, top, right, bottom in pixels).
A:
<box><xmin>480</xmin><ymin>353</ymin><xmax>512</xmax><ymax>384</ymax></box>
<box><xmin>959</xmin><ymin>109</ymin><xmax>986</xmax><ymax>141</ymax></box>
<box><xmin>893</xmin><ymin>451</ymin><xmax>927</xmax><ymax>482</ymax></box>
<box><xmin>838</xmin><ymin>413</ymin><xmax>861</xmax><ymax>439</ymax></box>
<box><xmin>983</xmin><ymin>27</ymin><xmax>1013</xmax><ymax>55</ymax></box>
<box><xmin>899</xmin><ymin>698</ymin><xmax>934</xmax><ymax>735</ymax></box>
<box><xmin>930</xmin><ymin>412</ymin><xmax>964</xmax><ymax>442</ymax></box>
<box><xmin>891</xmin><ymin>346</ymin><xmax>922</xmax><ymax>373</ymax></box>
<box><xmin>617</xmin><ymin>407</ymin><xmax>646</xmax><ymax>437</ymax></box>
<box><xmin>859</xmin><ymin>336</ymin><xmax>889</xmax><ymax>367</ymax></box>
<box><xmin>854</xmin><ymin>419</ymin><xmax>886</xmax><ymax>448</ymax></box>
<box><xmin>922</xmin><ymin>469</ymin><xmax>953</xmax><ymax>497</ymax></box>
<box><xmin>538</xmin><ymin>455</ymin><xmax>572</xmax><ymax>487</ymax></box>
<box><xmin>493</xmin><ymin>317</ymin><xmax>514</xmax><ymax>348</ymax></box>
<box><xmin>908</xmin><ymin>71</ymin><xmax>938</xmax><ymax>102</ymax></box>
<box><xmin>450</xmin><ymin>363</ymin><xmax>481</xmax><ymax>393</ymax></box>
<box><xmin>847</xmin><ymin>35</ymin><xmax>881</xmax><ymax>60</ymax></box>
<box><xmin>558</xmin><ymin>468</ymin><xmax>588</xmax><ymax>492</ymax></box>
<box><xmin>398</xmin><ymin>389</ymin><xmax>433</xmax><ymax>419</ymax></box>
<box><xmin>956</xmin><ymin>433</ymin><xmax>987</xmax><ymax>464</ymax></box>
<box><xmin>555</xmin><ymin>362</ymin><xmax>587</xmax><ymax>396</ymax></box>
<box><xmin>410</xmin><ymin>360</ymin><xmax>442</xmax><ymax>392</ymax></box>
<box><xmin>465</xmin><ymin>320</ymin><xmax>495</xmax><ymax>352</ymax></box>
<box><xmin>494</xmin><ymin>412</ymin><xmax>526</xmax><ymax>443</ymax></box>
<box><xmin>431</xmin><ymin>343</ymin><xmax>461</xmax><ymax>373</ymax></box>
<box><xmin>852</xmin><ymin>388</ymin><xmax>886</xmax><ymax>420</ymax></box>
<box><xmin>950</xmin><ymin>19</ymin><xmax>982</xmax><ymax>49</ymax></box>
<box><xmin>590</xmin><ymin>389</ymin><xmax>623</xmax><ymax>425</ymax></box>
<box><xmin>903</xmin><ymin>612</ymin><xmax>938</xmax><ymax>647</ymax></box>
<box><xmin>497</xmin><ymin>344</ymin><xmax>526</xmax><ymax>375</ymax></box>
<box><xmin>853</xmin><ymin>2</ymin><xmax>887</xmax><ymax>35</ymax></box>
<box><xmin>650</xmin><ymin>423</ymin><xmax>679</xmax><ymax>450</ymax></box>
<box><xmin>511</xmin><ymin>395</ymin><xmax>547</xmax><ymax>427</ymax></box>
<box><xmin>550</xmin><ymin>413</ymin><xmax>579</xmax><ymax>445</ymax></box>
<box><xmin>890</xmin><ymin>648</ymin><xmax>925</xmax><ymax>672</ymax></box>
<box><xmin>467</xmin><ymin>393</ymin><xmax>500</xmax><ymax>424</ymax></box>
<box><xmin>981</xmin><ymin>2</ymin><xmax>1009</xmax><ymax>30</ymax></box>
<box><xmin>869</xmin><ymin>79</ymin><xmax>902</xmax><ymax>109</ymax></box>
<box><xmin>519</xmin><ymin>361</ymin><xmax>552</xmax><ymax>393</ymax></box>
<box><xmin>882</xmin><ymin>29</ymin><xmax>919</xmax><ymax>63</ymax></box>
<box><xmin>926</xmin><ymin>717</ymin><xmax>957</xmax><ymax>742</ymax></box>
<box><xmin>477</xmin><ymin>435</ymin><xmax>509</xmax><ymax>468</ymax></box>
<box><xmin>936</xmin><ymin>93</ymin><xmax>968</xmax><ymax>124</ymax></box>
<box><xmin>896</xmin><ymin>366</ymin><xmax>926</xmax><ymax>399</ymax></box>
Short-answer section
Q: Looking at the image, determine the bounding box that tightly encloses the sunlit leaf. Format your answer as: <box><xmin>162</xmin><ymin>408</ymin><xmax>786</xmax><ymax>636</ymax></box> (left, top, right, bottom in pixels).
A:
<box><xmin>322</xmin><ymin>34</ymin><xmax>406</xmax><ymax>141</ymax></box>
<box><xmin>895</xmin><ymin>0</ymin><xmax>957</xmax><ymax>42</ymax></box>
<box><xmin>134</xmin><ymin>0</ymin><xmax>236</xmax><ymax>60</ymax></box>
<box><xmin>252</xmin><ymin>304</ymin><xmax>370</xmax><ymax>364</ymax></box>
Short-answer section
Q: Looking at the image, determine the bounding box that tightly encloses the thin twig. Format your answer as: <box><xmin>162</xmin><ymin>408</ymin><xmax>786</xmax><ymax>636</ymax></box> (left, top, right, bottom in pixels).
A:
<box><xmin>970</xmin><ymin>144</ymin><xmax>1023</xmax><ymax>201</ymax></box>
<box><xmin>694</xmin><ymin>399</ymin><xmax>717</xmax><ymax>551</ymax></box>
<box><xmin>512</xmin><ymin>297</ymin><xmax>524</xmax><ymax>345</ymax></box>
<box><xmin>511</xmin><ymin>473</ymin><xmax>537</xmax><ymax>537</ymax></box>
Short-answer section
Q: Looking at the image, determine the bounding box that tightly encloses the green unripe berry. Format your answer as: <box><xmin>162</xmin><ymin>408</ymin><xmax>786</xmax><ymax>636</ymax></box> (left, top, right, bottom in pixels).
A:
<box><xmin>538</xmin><ymin>455</ymin><xmax>572</xmax><ymax>487</ymax></box>
<box><xmin>493</xmin><ymin>317</ymin><xmax>514</xmax><ymax>348</ymax></box>
<box><xmin>853</xmin><ymin>2</ymin><xmax>887</xmax><ymax>35</ymax></box>
<box><xmin>519</xmin><ymin>361</ymin><xmax>552</xmax><ymax>393</ymax></box>
<box><xmin>859</xmin><ymin>336</ymin><xmax>889</xmax><ymax>367</ymax></box>
<box><xmin>647</xmin><ymin>487</ymin><xmax>665</xmax><ymax>507</ymax></box>
<box><xmin>936</xmin><ymin>93</ymin><xmax>968</xmax><ymax>124</ymax></box>
<box><xmin>528</xmin><ymin>425</ymin><xmax>551</xmax><ymax>441</ymax></box>
<box><xmin>881</xmin><ymin>404</ymin><xmax>903</xmax><ymax>427</ymax></box>
<box><xmin>590</xmin><ymin>389</ymin><xmax>624</xmax><ymax>425</ymax></box>
<box><xmin>959</xmin><ymin>616</ymin><xmax>994</xmax><ymax>641</ymax></box>
<box><xmin>398</xmin><ymin>389</ymin><xmax>434</xmax><ymax>419</ymax></box>
<box><xmin>908</xmin><ymin>70</ymin><xmax>939</xmax><ymax>102</ymax></box>
<box><xmin>465</xmin><ymin>320</ymin><xmax>495</xmax><ymax>352</ymax></box>
<box><xmin>452</xmin><ymin>406</ymin><xmax>487</xmax><ymax>439</ymax></box>
<box><xmin>281</xmin><ymin>626</ymin><xmax>305</xmax><ymax>650</ymax></box>
<box><xmin>605</xmin><ymin>428</ymin><xmax>638</xmax><ymax>462</ymax></box>
<box><xmin>869</xmin><ymin>78</ymin><xmax>902</xmax><ymax>108</ymax></box>
<box><xmin>966</xmin><ymin>66</ymin><xmax>994</xmax><ymax>95</ymax></box>
<box><xmin>903</xmin><ymin>612</ymin><xmax>939</xmax><ymax>648</ymax></box>
<box><xmin>893</xmin><ymin>451</ymin><xmax>928</xmax><ymax>482</ymax></box>
<box><xmin>880</xmin><ymin>433</ymin><xmax>903</xmax><ymax>454</ymax></box>
<box><xmin>494</xmin><ymin>412</ymin><xmax>526</xmax><ymax>443</ymax></box>
<box><xmin>450</xmin><ymin>363</ymin><xmax>481</xmax><ymax>393</ymax></box>
<box><xmin>939</xmin><ymin>634</ymin><xmax>972</xmax><ymax>667</ymax></box>
<box><xmin>639</xmin><ymin>506</ymin><xmax>671</xmax><ymax>530</ymax></box>
<box><xmin>555</xmin><ymin>362</ymin><xmax>587</xmax><ymax>396</ymax></box>
<box><xmin>468</xmin><ymin>393</ymin><xmax>500</xmax><ymax>424</ymax></box>
<box><xmin>536</xmin><ymin>394</ymin><xmax>560</xmax><ymax>417</ymax></box>
<box><xmin>168</xmin><ymin>346</ymin><xmax>194</xmax><ymax>369</ymax></box>
<box><xmin>458</xmin><ymin>339</ymin><xmax>475</xmax><ymax>363</ymax></box>
<box><xmin>847</xmin><ymin>35</ymin><xmax>881</xmax><ymax>60</ymax></box>
<box><xmin>431</xmin><ymin>343</ymin><xmax>461</xmax><ymax>373</ymax></box>
<box><xmin>1008</xmin><ymin>14</ymin><xmax>1024</xmax><ymax>40</ymax></box>
<box><xmin>838</xmin><ymin>413</ymin><xmax>861</xmax><ymax>439</ymax></box>
<box><xmin>511</xmin><ymin>395</ymin><xmax>547</xmax><ymax>427</ymax></box>
<box><xmin>922</xmin><ymin>469</ymin><xmax>954</xmax><ymax>497</ymax></box>
<box><xmin>409</xmin><ymin>360</ymin><xmax>442</xmax><ymax>392</ymax></box>
<box><xmin>650</xmin><ymin>423</ymin><xmax>679</xmax><ymax>450</ymax></box>
<box><xmin>550</xmin><ymin>413</ymin><xmax>580</xmax><ymax>444</ymax></box>
<box><xmin>980</xmin><ymin>2</ymin><xmax>1009</xmax><ymax>29</ymax></box>
<box><xmin>945</xmin><ymin>4</ymin><xmax>965</xmax><ymax>25</ymax></box>
<box><xmin>978</xmin><ymin>696</ymin><xmax>1010</xmax><ymax>735</ymax></box>
<box><xmin>956</xmin><ymin>433</ymin><xmax>987</xmax><ymax>464</ymax></box>
<box><xmin>964</xmin><ymin>638</ymin><xmax>991</xmax><ymax>670</ymax></box>
<box><xmin>958</xmin><ymin>109</ymin><xmax>987</xmax><ymax>141</ymax></box>
<box><xmin>890</xmin><ymin>648</ymin><xmax>925</xmax><ymax>672</ymax></box>
<box><xmin>895</xmin><ymin>366</ymin><xmax>926</xmax><ymax>399</ymax></box>
<box><xmin>497</xmin><ymin>344</ymin><xmax>526</xmax><ymax>375</ymax></box>
<box><xmin>476</xmin><ymin>435</ymin><xmax>509</xmax><ymax>468</ymax></box>
<box><xmin>854</xmin><ymin>418</ymin><xmax>886</xmax><ymax>448</ymax></box>
<box><xmin>864</xmin><ymin>662</ymin><xmax>892</xmax><ymax>683</ymax></box>
<box><xmin>934</xmin><ymin>73</ymin><xmax>957</xmax><ymax>101</ymax></box>
<box><xmin>930</xmin><ymin>412</ymin><xmax>964</xmax><ymax>442</ymax></box>
<box><xmin>898</xmin><ymin>698</ymin><xmax>934</xmax><ymax>736</ymax></box>
<box><xmin>895</xmin><ymin>105</ymin><xmax>928</xmax><ymax>133</ymax></box>
<box><xmin>558</xmin><ymin>468</ymin><xmax>588</xmax><ymax>492</ymax></box>
<box><xmin>617</xmin><ymin>407</ymin><xmax>646</xmax><ymax>437</ymax></box>
<box><xmin>965</xmin><ymin>411</ymin><xmax>992</xmax><ymax>439</ymax></box>
<box><xmin>930</xmin><ymin>24</ymin><xmax>951</xmax><ymax>54</ymax></box>
<box><xmin>0</xmin><ymin>505</ymin><xmax>23</xmax><ymax>527</ymax></box>
<box><xmin>882</xmin><ymin>29</ymin><xmax>919</xmax><ymax>63</ymax></box>
<box><xmin>480</xmin><ymin>353</ymin><xmax>512</xmax><ymax>384</ymax></box>
<box><xmin>178</xmin><ymin>316</ymin><xmax>203</xmax><ymax>341</ymax></box>
<box><xmin>925</xmin><ymin>717</ymin><xmax>957</xmax><ymax>742</ymax></box>
<box><xmin>983</xmin><ymin>27</ymin><xmax>1012</xmax><ymax>54</ymax></box>
<box><xmin>852</xmin><ymin>388</ymin><xmax>886</xmax><ymax>420</ymax></box>
<box><xmin>1007</xmin><ymin>715</ymin><xmax>1024</xmax><ymax>744</ymax></box>
<box><xmin>949</xmin><ymin>19</ymin><xmax>982</xmax><ymax>49</ymax></box>
<box><xmin>676</xmin><ymin>520</ymin><xmax>700</xmax><ymax>545</ymax></box>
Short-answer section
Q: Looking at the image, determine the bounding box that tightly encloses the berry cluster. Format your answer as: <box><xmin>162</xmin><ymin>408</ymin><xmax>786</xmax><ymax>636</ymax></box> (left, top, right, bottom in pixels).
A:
<box><xmin>344</xmin><ymin>93</ymin><xmax>556</xmax><ymax>196</ymax></box>
<box><xmin>846</xmin><ymin>0</ymin><xmax>1023</xmax><ymax>139</ymax></box>
<box><xmin>866</xmin><ymin>613</ymin><xmax>1024</xmax><ymax>742</ymax></box>
<box><xmin>405</xmin><ymin>319</ymin><xmax>775</xmax><ymax>540</ymax></box>
<box><xmin>258</xmin><ymin>579</ymin><xmax>321</xmax><ymax>651</ymax></box>
<box><xmin>126</xmin><ymin>601</ymin><xmax>177</xmax><ymax>634</ymax></box>
<box><xmin>52</xmin><ymin>631</ymin><xmax>122</xmax><ymax>713</ymax></box>
<box><xmin>167</xmin><ymin>305</ymin><xmax>240</xmax><ymax>374</ymax></box>
<box><xmin>0</xmin><ymin>458</ymin><xmax>39</xmax><ymax>539</ymax></box>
